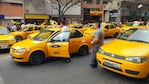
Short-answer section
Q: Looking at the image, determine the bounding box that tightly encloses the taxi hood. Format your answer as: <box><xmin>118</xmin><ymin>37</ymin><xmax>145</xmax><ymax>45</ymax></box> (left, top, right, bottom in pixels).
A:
<box><xmin>0</xmin><ymin>34</ymin><xmax>14</xmax><ymax>40</ymax></box>
<box><xmin>12</xmin><ymin>39</ymin><xmax>45</xmax><ymax>49</ymax></box>
<box><xmin>101</xmin><ymin>39</ymin><xmax>149</xmax><ymax>57</ymax></box>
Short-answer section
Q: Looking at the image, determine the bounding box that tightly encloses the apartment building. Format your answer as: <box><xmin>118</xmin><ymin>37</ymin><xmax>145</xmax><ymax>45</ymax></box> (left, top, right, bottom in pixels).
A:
<box><xmin>0</xmin><ymin>0</ymin><xmax>23</xmax><ymax>25</ymax></box>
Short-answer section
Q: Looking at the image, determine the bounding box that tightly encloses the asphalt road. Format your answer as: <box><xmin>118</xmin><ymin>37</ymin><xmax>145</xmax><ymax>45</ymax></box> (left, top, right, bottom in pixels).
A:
<box><xmin>0</xmin><ymin>38</ymin><xmax>148</xmax><ymax>84</ymax></box>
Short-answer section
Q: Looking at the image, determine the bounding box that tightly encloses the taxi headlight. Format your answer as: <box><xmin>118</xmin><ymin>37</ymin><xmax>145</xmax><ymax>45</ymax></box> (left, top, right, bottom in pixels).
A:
<box><xmin>98</xmin><ymin>48</ymin><xmax>105</xmax><ymax>54</ymax></box>
<box><xmin>17</xmin><ymin>48</ymin><xmax>27</xmax><ymax>53</ymax></box>
<box><xmin>125</xmin><ymin>56</ymin><xmax>147</xmax><ymax>64</ymax></box>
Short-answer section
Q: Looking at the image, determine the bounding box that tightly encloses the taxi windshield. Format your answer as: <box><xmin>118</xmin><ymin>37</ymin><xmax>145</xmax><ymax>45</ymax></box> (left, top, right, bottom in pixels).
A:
<box><xmin>21</xmin><ymin>25</ymin><xmax>36</xmax><ymax>32</ymax></box>
<box><xmin>0</xmin><ymin>28</ymin><xmax>10</xmax><ymax>35</ymax></box>
<box><xmin>32</xmin><ymin>30</ymin><xmax>54</xmax><ymax>41</ymax></box>
<box><xmin>118</xmin><ymin>29</ymin><xmax>149</xmax><ymax>43</ymax></box>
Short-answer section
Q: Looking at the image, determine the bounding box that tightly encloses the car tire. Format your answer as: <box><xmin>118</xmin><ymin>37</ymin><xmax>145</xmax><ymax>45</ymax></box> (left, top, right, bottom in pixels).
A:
<box><xmin>64</xmin><ymin>58</ymin><xmax>71</xmax><ymax>63</ymax></box>
<box><xmin>144</xmin><ymin>74</ymin><xmax>149</xmax><ymax>82</ymax></box>
<box><xmin>29</xmin><ymin>51</ymin><xmax>45</xmax><ymax>65</ymax></box>
<box><xmin>15</xmin><ymin>36</ymin><xmax>23</xmax><ymax>42</ymax></box>
<box><xmin>78</xmin><ymin>46</ymin><xmax>89</xmax><ymax>56</ymax></box>
<box><xmin>113</xmin><ymin>33</ymin><xmax>119</xmax><ymax>38</ymax></box>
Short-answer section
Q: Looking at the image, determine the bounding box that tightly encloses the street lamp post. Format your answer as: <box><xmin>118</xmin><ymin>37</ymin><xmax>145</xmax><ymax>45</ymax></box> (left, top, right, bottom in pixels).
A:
<box><xmin>138</xmin><ymin>4</ymin><xmax>143</xmax><ymax>21</ymax></box>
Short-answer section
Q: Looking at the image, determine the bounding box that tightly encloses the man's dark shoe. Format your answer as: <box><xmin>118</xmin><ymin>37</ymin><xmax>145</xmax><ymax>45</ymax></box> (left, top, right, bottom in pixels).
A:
<box><xmin>90</xmin><ymin>64</ymin><xmax>97</xmax><ymax>68</ymax></box>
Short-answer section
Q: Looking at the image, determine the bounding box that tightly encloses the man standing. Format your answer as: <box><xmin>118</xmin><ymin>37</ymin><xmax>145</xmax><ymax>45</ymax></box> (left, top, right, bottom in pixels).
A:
<box><xmin>90</xmin><ymin>23</ymin><xmax>104</xmax><ymax>68</ymax></box>
<box><xmin>146</xmin><ymin>20</ymin><xmax>149</xmax><ymax>26</ymax></box>
<box><xmin>60</xmin><ymin>21</ymin><xmax>69</xmax><ymax>31</ymax></box>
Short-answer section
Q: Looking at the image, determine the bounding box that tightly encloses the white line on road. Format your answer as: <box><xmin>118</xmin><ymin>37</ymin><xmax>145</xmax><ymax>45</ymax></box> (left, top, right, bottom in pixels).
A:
<box><xmin>0</xmin><ymin>73</ymin><xmax>5</xmax><ymax>84</ymax></box>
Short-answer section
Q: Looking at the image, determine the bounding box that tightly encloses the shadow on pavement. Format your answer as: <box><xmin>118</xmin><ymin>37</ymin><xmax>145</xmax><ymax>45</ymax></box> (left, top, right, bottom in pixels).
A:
<box><xmin>0</xmin><ymin>49</ymin><xmax>10</xmax><ymax>54</ymax></box>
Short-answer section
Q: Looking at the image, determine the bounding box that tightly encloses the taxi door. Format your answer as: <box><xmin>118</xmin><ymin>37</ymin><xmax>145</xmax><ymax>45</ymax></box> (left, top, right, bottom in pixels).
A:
<box><xmin>47</xmin><ymin>31</ymin><xmax>70</xmax><ymax>58</ymax></box>
<box><xmin>69</xmin><ymin>30</ymin><xmax>84</xmax><ymax>53</ymax></box>
<box><xmin>103</xmin><ymin>25</ymin><xmax>110</xmax><ymax>37</ymax></box>
<box><xmin>109</xmin><ymin>24</ymin><xmax>117</xmax><ymax>36</ymax></box>
<box><xmin>33</xmin><ymin>26</ymin><xmax>41</xmax><ymax>33</ymax></box>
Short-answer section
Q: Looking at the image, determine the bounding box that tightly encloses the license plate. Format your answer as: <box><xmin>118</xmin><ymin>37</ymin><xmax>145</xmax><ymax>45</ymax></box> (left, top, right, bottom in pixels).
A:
<box><xmin>104</xmin><ymin>60</ymin><xmax>120</xmax><ymax>69</ymax></box>
<box><xmin>0</xmin><ymin>45</ymin><xmax>8</xmax><ymax>49</ymax></box>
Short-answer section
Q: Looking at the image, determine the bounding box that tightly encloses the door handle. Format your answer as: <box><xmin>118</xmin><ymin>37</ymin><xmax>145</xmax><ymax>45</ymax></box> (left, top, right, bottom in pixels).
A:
<box><xmin>51</xmin><ymin>45</ymin><xmax>60</xmax><ymax>48</ymax></box>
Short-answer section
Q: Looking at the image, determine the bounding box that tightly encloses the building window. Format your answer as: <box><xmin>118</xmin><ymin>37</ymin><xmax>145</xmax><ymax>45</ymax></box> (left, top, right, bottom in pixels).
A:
<box><xmin>10</xmin><ymin>3</ymin><xmax>22</xmax><ymax>6</ymax></box>
<box><xmin>84</xmin><ymin>0</ymin><xmax>92</xmax><ymax>4</ymax></box>
<box><xmin>96</xmin><ymin>0</ymin><xmax>100</xmax><ymax>4</ymax></box>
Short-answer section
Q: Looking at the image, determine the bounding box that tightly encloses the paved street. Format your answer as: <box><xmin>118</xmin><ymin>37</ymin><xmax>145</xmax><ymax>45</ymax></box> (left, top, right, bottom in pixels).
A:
<box><xmin>0</xmin><ymin>38</ymin><xmax>148</xmax><ymax>84</ymax></box>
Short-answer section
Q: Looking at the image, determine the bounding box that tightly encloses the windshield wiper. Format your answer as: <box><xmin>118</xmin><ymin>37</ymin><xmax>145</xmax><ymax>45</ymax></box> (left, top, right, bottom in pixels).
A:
<box><xmin>128</xmin><ymin>39</ymin><xmax>149</xmax><ymax>43</ymax></box>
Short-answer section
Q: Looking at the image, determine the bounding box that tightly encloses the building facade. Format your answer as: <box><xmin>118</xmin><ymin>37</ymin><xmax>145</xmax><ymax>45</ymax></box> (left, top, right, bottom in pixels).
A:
<box><xmin>24</xmin><ymin>0</ymin><xmax>49</xmax><ymax>24</ymax></box>
<box><xmin>81</xmin><ymin>0</ymin><xmax>103</xmax><ymax>23</ymax></box>
<box><xmin>0</xmin><ymin>0</ymin><xmax>23</xmax><ymax>25</ymax></box>
<box><xmin>103</xmin><ymin>0</ymin><xmax>149</xmax><ymax>23</ymax></box>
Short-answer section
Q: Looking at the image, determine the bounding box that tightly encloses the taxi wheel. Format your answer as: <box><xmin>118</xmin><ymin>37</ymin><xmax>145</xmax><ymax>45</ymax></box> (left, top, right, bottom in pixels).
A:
<box><xmin>144</xmin><ymin>75</ymin><xmax>149</xmax><ymax>82</ymax></box>
<box><xmin>64</xmin><ymin>58</ymin><xmax>71</xmax><ymax>63</ymax></box>
<box><xmin>78</xmin><ymin>46</ymin><xmax>89</xmax><ymax>56</ymax></box>
<box><xmin>29</xmin><ymin>52</ymin><xmax>45</xmax><ymax>65</ymax></box>
<box><xmin>15</xmin><ymin>36</ymin><xmax>23</xmax><ymax>42</ymax></box>
<box><xmin>113</xmin><ymin>33</ymin><xmax>119</xmax><ymax>38</ymax></box>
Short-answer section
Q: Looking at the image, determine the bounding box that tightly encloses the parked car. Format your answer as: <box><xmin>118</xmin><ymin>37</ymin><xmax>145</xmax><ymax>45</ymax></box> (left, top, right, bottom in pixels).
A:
<box><xmin>97</xmin><ymin>28</ymin><xmax>149</xmax><ymax>79</ymax></box>
<box><xmin>84</xmin><ymin>23</ymin><xmax>121</xmax><ymax>38</ymax></box>
<box><xmin>28</xmin><ymin>26</ymin><xmax>60</xmax><ymax>39</ymax></box>
<box><xmin>0</xmin><ymin>26</ymin><xmax>16</xmax><ymax>49</ymax></box>
<box><xmin>120</xmin><ymin>21</ymin><xmax>146</xmax><ymax>32</ymax></box>
<box><xmin>10</xmin><ymin>28</ymin><xmax>92</xmax><ymax>65</ymax></box>
<box><xmin>11</xmin><ymin>24</ymin><xmax>42</xmax><ymax>42</ymax></box>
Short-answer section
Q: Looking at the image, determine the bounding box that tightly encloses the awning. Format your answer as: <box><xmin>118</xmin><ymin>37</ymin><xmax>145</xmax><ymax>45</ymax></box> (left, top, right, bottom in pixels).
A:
<box><xmin>0</xmin><ymin>15</ymin><xmax>4</xmax><ymax>20</ymax></box>
<box><xmin>25</xmin><ymin>15</ymin><xmax>49</xmax><ymax>19</ymax></box>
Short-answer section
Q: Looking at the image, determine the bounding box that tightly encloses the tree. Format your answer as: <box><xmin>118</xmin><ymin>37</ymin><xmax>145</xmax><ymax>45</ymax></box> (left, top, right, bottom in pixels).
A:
<box><xmin>51</xmin><ymin>0</ymin><xmax>81</xmax><ymax>23</ymax></box>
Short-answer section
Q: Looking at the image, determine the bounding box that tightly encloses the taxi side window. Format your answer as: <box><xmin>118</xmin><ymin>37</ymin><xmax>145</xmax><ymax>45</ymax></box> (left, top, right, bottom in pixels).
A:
<box><xmin>110</xmin><ymin>25</ymin><xmax>115</xmax><ymax>29</ymax></box>
<box><xmin>51</xmin><ymin>32</ymin><xmax>70</xmax><ymax>42</ymax></box>
<box><xmin>70</xmin><ymin>30</ymin><xmax>83</xmax><ymax>38</ymax></box>
<box><xmin>104</xmin><ymin>25</ymin><xmax>109</xmax><ymax>29</ymax></box>
<box><xmin>35</xmin><ymin>27</ymin><xmax>41</xmax><ymax>30</ymax></box>
<box><xmin>139</xmin><ymin>23</ymin><xmax>144</xmax><ymax>26</ymax></box>
<box><xmin>27</xmin><ymin>27</ymin><xmax>33</xmax><ymax>31</ymax></box>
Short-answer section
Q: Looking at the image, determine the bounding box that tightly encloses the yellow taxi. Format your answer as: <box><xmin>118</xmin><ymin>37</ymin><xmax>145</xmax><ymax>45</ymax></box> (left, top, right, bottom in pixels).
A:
<box><xmin>10</xmin><ymin>28</ymin><xmax>92</xmax><ymax>65</ymax></box>
<box><xmin>0</xmin><ymin>26</ymin><xmax>16</xmax><ymax>49</ymax></box>
<box><xmin>97</xmin><ymin>28</ymin><xmax>149</xmax><ymax>79</ymax></box>
<box><xmin>121</xmin><ymin>21</ymin><xmax>146</xmax><ymax>32</ymax></box>
<box><xmin>11</xmin><ymin>24</ymin><xmax>42</xmax><ymax>42</ymax></box>
<box><xmin>68</xmin><ymin>24</ymin><xmax>85</xmax><ymax>33</ymax></box>
<box><xmin>84</xmin><ymin>23</ymin><xmax>121</xmax><ymax>38</ymax></box>
<box><xmin>83</xmin><ymin>23</ymin><xmax>96</xmax><ymax>31</ymax></box>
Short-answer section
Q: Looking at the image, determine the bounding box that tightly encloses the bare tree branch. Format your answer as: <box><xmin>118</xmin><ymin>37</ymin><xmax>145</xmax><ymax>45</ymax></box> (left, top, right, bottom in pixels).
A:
<box><xmin>51</xmin><ymin>0</ymin><xmax>80</xmax><ymax>22</ymax></box>
<box><xmin>62</xmin><ymin>0</ymin><xmax>80</xmax><ymax>16</ymax></box>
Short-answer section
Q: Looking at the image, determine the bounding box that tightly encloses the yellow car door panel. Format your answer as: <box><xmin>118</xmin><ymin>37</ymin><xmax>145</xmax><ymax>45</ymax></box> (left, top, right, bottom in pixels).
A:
<box><xmin>47</xmin><ymin>42</ymin><xmax>69</xmax><ymax>58</ymax></box>
<box><xmin>47</xmin><ymin>32</ymin><xmax>70</xmax><ymax>58</ymax></box>
<box><xmin>69</xmin><ymin>30</ymin><xmax>84</xmax><ymax>53</ymax></box>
